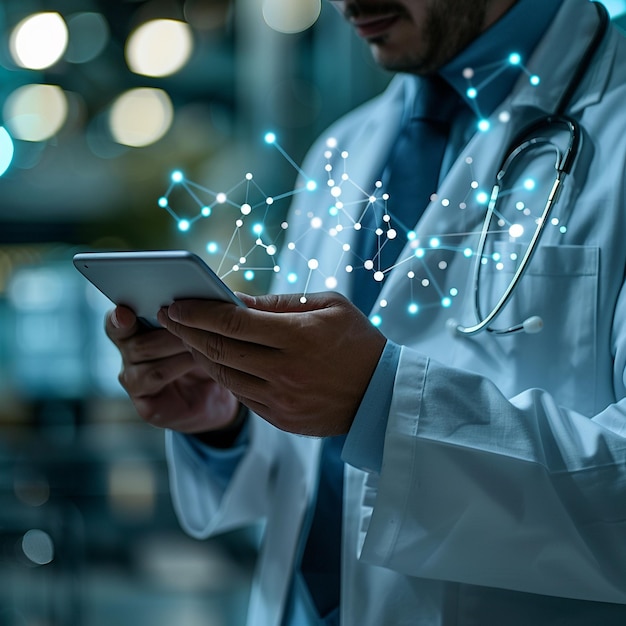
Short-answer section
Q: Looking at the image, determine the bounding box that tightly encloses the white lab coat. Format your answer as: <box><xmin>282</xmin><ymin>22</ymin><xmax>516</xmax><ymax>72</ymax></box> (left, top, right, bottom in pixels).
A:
<box><xmin>167</xmin><ymin>1</ymin><xmax>626</xmax><ymax>624</ymax></box>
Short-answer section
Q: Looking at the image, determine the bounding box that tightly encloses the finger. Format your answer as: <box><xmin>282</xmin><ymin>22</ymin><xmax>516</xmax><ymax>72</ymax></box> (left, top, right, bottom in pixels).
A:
<box><xmin>162</xmin><ymin>292</ymin><xmax>344</xmax><ymax>346</ymax></box>
<box><xmin>119</xmin><ymin>351</ymin><xmax>197</xmax><ymax>397</ymax></box>
<box><xmin>122</xmin><ymin>326</ymin><xmax>191</xmax><ymax>365</ymax></box>
<box><xmin>105</xmin><ymin>306</ymin><xmax>140</xmax><ymax>343</ymax></box>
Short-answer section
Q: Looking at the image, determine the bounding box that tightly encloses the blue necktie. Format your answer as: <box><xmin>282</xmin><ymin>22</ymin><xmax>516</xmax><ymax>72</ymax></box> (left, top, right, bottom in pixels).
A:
<box><xmin>351</xmin><ymin>76</ymin><xmax>463</xmax><ymax>314</ymax></box>
<box><xmin>300</xmin><ymin>77</ymin><xmax>463</xmax><ymax>622</ymax></box>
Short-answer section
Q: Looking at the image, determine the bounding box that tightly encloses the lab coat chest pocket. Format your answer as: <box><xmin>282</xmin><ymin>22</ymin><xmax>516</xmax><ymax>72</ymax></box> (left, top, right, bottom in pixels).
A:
<box><xmin>476</xmin><ymin>243</ymin><xmax>600</xmax><ymax>414</ymax></box>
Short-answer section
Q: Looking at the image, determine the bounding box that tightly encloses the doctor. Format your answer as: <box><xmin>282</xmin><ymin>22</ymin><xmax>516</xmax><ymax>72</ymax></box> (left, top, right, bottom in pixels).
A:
<box><xmin>106</xmin><ymin>0</ymin><xmax>626</xmax><ymax>624</ymax></box>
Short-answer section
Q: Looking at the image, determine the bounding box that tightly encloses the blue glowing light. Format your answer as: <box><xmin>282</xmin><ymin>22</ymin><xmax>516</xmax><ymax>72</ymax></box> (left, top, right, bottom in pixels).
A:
<box><xmin>244</xmin><ymin>270</ymin><xmax>255</xmax><ymax>281</ymax></box>
<box><xmin>524</xmin><ymin>178</ymin><xmax>536</xmax><ymax>191</ymax></box>
<box><xmin>370</xmin><ymin>314</ymin><xmax>382</xmax><ymax>327</ymax></box>
<box><xmin>253</xmin><ymin>223</ymin><xmax>264</xmax><ymax>235</ymax></box>
<box><xmin>476</xmin><ymin>191</ymin><xmax>489</xmax><ymax>205</ymax></box>
<box><xmin>287</xmin><ymin>272</ymin><xmax>298</xmax><ymax>284</ymax></box>
<box><xmin>171</xmin><ymin>170</ymin><xmax>184</xmax><ymax>183</ymax></box>
<box><xmin>306</xmin><ymin>180</ymin><xmax>317</xmax><ymax>191</ymax></box>
<box><xmin>441</xmin><ymin>297</ymin><xmax>452</xmax><ymax>308</ymax></box>
<box><xmin>408</xmin><ymin>303</ymin><xmax>419</xmax><ymax>315</ymax></box>
<box><xmin>0</xmin><ymin>127</ymin><xmax>15</xmax><ymax>177</ymax></box>
<box><xmin>463</xmin><ymin>248</ymin><xmax>473</xmax><ymax>258</ymax></box>
<box><xmin>508</xmin><ymin>52</ymin><xmax>522</xmax><ymax>65</ymax></box>
<box><xmin>429</xmin><ymin>237</ymin><xmax>440</xmax><ymax>248</ymax></box>
<box><xmin>178</xmin><ymin>219</ymin><xmax>190</xmax><ymax>232</ymax></box>
<box><xmin>415</xmin><ymin>248</ymin><xmax>425</xmax><ymax>258</ymax></box>
<box><xmin>407</xmin><ymin>230</ymin><xmax>417</xmax><ymax>241</ymax></box>
<box><xmin>466</xmin><ymin>87</ymin><xmax>478</xmax><ymax>99</ymax></box>
<box><xmin>158</xmin><ymin>196</ymin><xmax>168</xmax><ymax>208</ymax></box>
<box><xmin>264</xmin><ymin>132</ymin><xmax>276</xmax><ymax>144</ymax></box>
<box><xmin>206</xmin><ymin>242</ymin><xmax>219</xmax><ymax>254</ymax></box>
<box><xmin>201</xmin><ymin>206</ymin><xmax>212</xmax><ymax>217</ymax></box>
<box><xmin>530</xmin><ymin>75</ymin><xmax>541</xmax><ymax>86</ymax></box>
<box><xmin>329</xmin><ymin>206</ymin><xmax>339</xmax><ymax>216</ymax></box>
<box><xmin>478</xmin><ymin>119</ymin><xmax>491</xmax><ymax>132</ymax></box>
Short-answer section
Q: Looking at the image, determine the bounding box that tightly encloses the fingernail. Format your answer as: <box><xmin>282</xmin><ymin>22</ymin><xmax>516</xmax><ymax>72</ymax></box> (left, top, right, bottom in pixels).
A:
<box><xmin>111</xmin><ymin>309</ymin><xmax>121</xmax><ymax>328</ymax></box>
<box><xmin>166</xmin><ymin>303</ymin><xmax>180</xmax><ymax>321</ymax></box>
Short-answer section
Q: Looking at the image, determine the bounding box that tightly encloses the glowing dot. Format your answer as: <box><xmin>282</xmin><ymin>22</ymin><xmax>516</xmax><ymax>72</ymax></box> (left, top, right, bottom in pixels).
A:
<box><xmin>264</xmin><ymin>132</ymin><xmax>276</xmax><ymax>144</ymax></box>
<box><xmin>354</xmin><ymin>223</ymin><xmax>362</xmax><ymax>231</ymax></box>
<box><xmin>274</xmin><ymin>265</ymin><xmax>280</xmax><ymax>272</ymax></box>
<box><xmin>171</xmin><ymin>170</ymin><xmax>183</xmax><ymax>182</ymax></box>
<box><xmin>375</xmin><ymin>228</ymin><xmax>383</xmax><ymax>236</ymax></box>
<box><xmin>438</xmin><ymin>261</ymin><xmax>448</xmax><ymax>270</ymax></box>
<box><xmin>300</xmin><ymin>296</ymin><xmax>307</xmax><ymax>304</ymax></box>
<box><xmin>239</xmin><ymin>256</ymin><xmax>247</xmax><ymax>264</ymax></box>
<box><xmin>407</xmin><ymin>231</ymin><xmax>417</xmax><ymax>240</ymax></box>
<box><xmin>331</xmin><ymin>186</ymin><xmax>342</xmax><ymax>198</ymax></box>
<box><xmin>364</xmin><ymin>260</ymin><xmax>374</xmax><ymax>270</ymax></box>
<box><xmin>476</xmin><ymin>191</ymin><xmax>489</xmax><ymax>204</ymax></box>
<box><xmin>375</xmin><ymin>180</ymin><xmax>383</xmax><ymax>188</ymax></box>
<box><xmin>244</xmin><ymin>270</ymin><xmax>255</xmax><ymax>281</ymax></box>
<box><xmin>370</xmin><ymin>315</ymin><xmax>382</xmax><ymax>327</ymax></box>
<box><xmin>465</xmin><ymin>156</ymin><xmax>474</xmax><ymax>164</ymax></box>
<box><xmin>466</xmin><ymin>87</ymin><xmax>478</xmax><ymax>99</ymax></box>
<box><xmin>530</xmin><ymin>75</ymin><xmax>541</xmax><ymax>86</ymax></box>
<box><xmin>524</xmin><ymin>178</ymin><xmax>536</xmax><ymax>190</ymax></box>
<box><xmin>415</xmin><ymin>248</ymin><xmax>425</xmax><ymax>258</ymax></box>
<box><xmin>287</xmin><ymin>272</ymin><xmax>298</xmax><ymax>283</ymax></box>
<box><xmin>342</xmin><ymin>243</ymin><xmax>351</xmax><ymax>251</ymax></box>
<box><xmin>266</xmin><ymin>245</ymin><xmax>277</xmax><ymax>256</ymax></box>
<box><xmin>478</xmin><ymin>119</ymin><xmax>491</xmax><ymax>132</ymax></box>
<box><xmin>383</xmin><ymin>214</ymin><xmax>391</xmax><ymax>223</ymax></box>
<box><xmin>310</xmin><ymin>216</ymin><xmax>323</xmax><ymax>229</ymax></box>
<box><xmin>325</xmin><ymin>276</ymin><xmax>338</xmax><ymax>289</ymax></box>
<box><xmin>325</xmin><ymin>164</ymin><xmax>332</xmax><ymax>172</ymax></box>
<box><xmin>471</xmin><ymin>180</ymin><xmax>479</xmax><ymax>189</ymax></box>
<box><xmin>387</xmin><ymin>229</ymin><xmax>397</xmax><ymax>240</ymax></box>
<box><xmin>430</xmin><ymin>193</ymin><xmax>438</xmax><ymax>202</ymax></box>
<box><xmin>345</xmin><ymin>265</ymin><xmax>353</xmax><ymax>273</ymax></box>
<box><xmin>408</xmin><ymin>303</ymin><xmax>419</xmax><ymax>315</ymax></box>
<box><xmin>246</xmin><ymin>172</ymin><xmax>253</xmax><ymax>180</ymax></box>
<box><xmin>341</xmin><ymin>151</ymin><xmax>349</xmax><ymax>159</ymax></box>
<box><xmin>306</xmin><ymin>180</ymin><xmax>317</xmax><ymax>191</ymax></box>
<box><xmin>516</xmin><ymin>201</ymin><xmax>525</xmax><ymax>210</ymax></box>
<box><xmin>216</xmin><ymin>192</ymin><xmax>227</xmax><ymax>203</ymax></box>
<box><xmin>369</xmin><ymin>195</ymin><xmax>377</xmax><ymax>203</ymax></box>
<box><xmin>253</xmin><ymin>223</ymin><xmax>263</xmax><ymax>235</ymax></box>
<box><xmin>441</xmin><ymin>297</ymin><xmax>452</xmax><ymax>308</ymax></box>
<box><xmin>287</xmin><ymin>242</ymin><xmax>296</xmax><ymax>250</ymax></box>
<box><xmin>464</xmin><ymin>248</ymin><xmax>473</xmax><ymax>257</ymax></box>
<box><xmin>421</xmin><ymin>279</ymin><xmax>429</xmax><ymax>287</ymax></box>
<box><xmin>524</xmin><ymin>208</ymin><xmax>532</xmax><ymax>216</ymax></box>
<box><xmin>233</xmin><ymin>264</ymin><xmax>239</xmax><ymax>271</ymax></box>
<box><xmin>499</xmin><ymin>110</ymin><xmax>511</xmax><ymax>123</ymax></box>
<box><xmin>509</xmin><ymin>52</ymin><xmax>522</xmax><ymax>65</ymax></box>
<box><xmin>201</xmin><ymin>206</ymin><xmax>211</xmax><ymax>217</ymax></box>
<box><xmin>429</xmin><ymin>237</ymin><xmax>440</xmax><ymax>248</ymax></box>
<box><xmin>178</xmin><ymin>219</ymin><xmax>190</xmax><ymax>231</ymax></box>
<box><xmin>207</xmin><ymin>242</ymin><xmax>218</xmax><ymax>254</ymax></box>
<box><xmin>326</xmin><ymin>137</ymin><xmax>337</xmax><ymax>148</ymax></box>
<box><xmin>496</xmin><ymin>262</ymin><xmax>504</xmax><ymax>271</ymax></box>
<box><xmin>510</xmin><ymin>253</ymin><xmax>518</xmax><ymax>261</ymax></box>
<box><xmin>560</xmin><ymin>226</ymin><xmax>567</xmax><ymax>234</ymax></box>
<box><xmin>374</xmin><ymin>271</ymin><xmax>384</xmax><ymax>282</ymax></box>
<box><xmin>282</xmin><ymin>221</ymin><xmax>289</xmax><ymax>229</ymax></box>
<box><xmin>308</xmin><ymin>258</ymin><xmax>319</xmax><ymax>270</ymax></box>
<box><xmin>336</xmin><ymin>202</ymin><xmax>344</xmax><ymax>209</ymax></box>
<box><xmin>463</xmin><ymin>67</ymin><xmax>474</xmax><ymax>79</ymax></box>
<box><xmin>158</xmin><ymin>196</ymin><xmax>168</xmax><ymax>207</ymax></box>
<box><xmin>241</xmin><ymin>203</ymin><xmax>252</xmax><ymax>215</ymax></box>
<box><xmin>551</xmin><ymin>217</ymin><xmax>559</xmax><ymax>226</ymax></box>
<box><xmin>266</xmin><ymin>197</ymin><xmax>274</xmax><ymax>205</ymax></box>
<box><xmin>450</xmin><ymin>288</ymin><xmax>458</xmax><ymax>296</ymax></box>
<box><xmin>492</xmin><ymin>252</ymin><xmax>501</xmax><ymax>261</ymax></box>
<box><xmin>380</xmin><ymin>299</ymin><xmax>388</xmax><ymax>307</ymax></box>
<box><xmin>407</xmin><ymin>271</ymin><xmax>415</xmax><ymax>279</ymax></box>
<box><xmin>509</xmin><ymin>223</ymin><xmax>524</xmax><ymax>238</ymax></box>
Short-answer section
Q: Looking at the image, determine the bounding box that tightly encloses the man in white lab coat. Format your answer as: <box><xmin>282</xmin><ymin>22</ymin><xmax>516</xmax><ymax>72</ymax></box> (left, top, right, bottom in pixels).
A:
<box><xmin>107</xmin><ymin>0</ymin><xmax>626</xmax><ymax>624</ymax></box>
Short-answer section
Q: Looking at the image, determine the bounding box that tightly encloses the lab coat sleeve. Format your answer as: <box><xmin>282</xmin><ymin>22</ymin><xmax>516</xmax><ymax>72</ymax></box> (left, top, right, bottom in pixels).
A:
<box><xmin>358</xmin><ymin>343</ymin><xmax>626</xmax><ymax>604</ymax></box>
<box><xmin>166</xmin><ymin>414</ymin><xmax>288</xmax><ymax>539</ymax></box>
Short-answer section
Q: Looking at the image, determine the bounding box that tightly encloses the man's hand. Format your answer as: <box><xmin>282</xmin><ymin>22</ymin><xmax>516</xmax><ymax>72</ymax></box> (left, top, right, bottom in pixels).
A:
<box><xmin>156</xmin><ymin>292</ymin><xmax>387</xmax><ymax>437</ymax></box>
<box><xmin>105</xmin><ymin>305</ymin><xmax>240</xmax><ymax>434</ymax></box>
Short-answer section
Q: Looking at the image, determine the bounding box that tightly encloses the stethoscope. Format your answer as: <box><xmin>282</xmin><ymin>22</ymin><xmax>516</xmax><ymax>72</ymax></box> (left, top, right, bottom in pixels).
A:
<box><xmin>450</xmin><ymin>1</ymin><xmax>609</xmax><ymax>337</ymax></box>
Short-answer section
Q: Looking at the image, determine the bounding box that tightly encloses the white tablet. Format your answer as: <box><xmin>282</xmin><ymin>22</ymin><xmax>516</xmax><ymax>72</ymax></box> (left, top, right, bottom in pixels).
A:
<box><xmin>73</xmin><ymin>250</ymin><xmax>245</xmax><ymax>328</ymax></box>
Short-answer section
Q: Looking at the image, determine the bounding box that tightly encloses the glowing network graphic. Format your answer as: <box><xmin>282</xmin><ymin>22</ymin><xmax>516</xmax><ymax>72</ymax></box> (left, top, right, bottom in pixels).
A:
<box><xmin>158</xmin><ymin>52</ymin><xmax>567</xmax><ymax>324</ymax></box>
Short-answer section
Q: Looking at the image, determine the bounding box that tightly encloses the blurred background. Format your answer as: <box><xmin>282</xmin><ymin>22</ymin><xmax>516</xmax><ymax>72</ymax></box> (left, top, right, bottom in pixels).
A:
<box><xmin>0</xmin><ymin>1</ymin><xmax>625</xmax><ymax>624</ymax></box>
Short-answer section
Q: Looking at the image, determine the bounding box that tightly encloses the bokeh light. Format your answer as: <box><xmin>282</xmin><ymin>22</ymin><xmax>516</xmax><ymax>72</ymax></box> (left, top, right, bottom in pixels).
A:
<box><xmin>0</xmin><ymin>127</ymin><xmax>15</xmax><ymax>176</ymax></box>
<box><xmin>65</xmin><ymin>12</ymin><xmax>110</xmax><ymax>64</ymax></box>
<box><xmin>262</xmin><ymin>0</ymin><xmax>321</xmax><ymax>33</ymax></box>
<box><xmin>3</xmin><ymin>84</ymin><xmax>68</xmax><ymax>142</ymax></box>
<box><xmin>125</xmin><ymin>19</ymin><xmax>193</xmax><ymax>77</ymax></box>
<box><xmin>9</xmin><ymin>12</ymin><xmax>68</xmax><ymax>70</ymax></box>
<box><xmin>109</xmin><ymin>88</ymin><xmax>174</xmax><ymax>147</ymax></box>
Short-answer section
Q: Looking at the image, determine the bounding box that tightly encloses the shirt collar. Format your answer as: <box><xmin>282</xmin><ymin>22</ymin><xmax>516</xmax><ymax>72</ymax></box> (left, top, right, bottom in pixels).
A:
<box><xmin>436</xmin><ymin>0</ymin><xmax>562</xmax><ymax>119</ymax></box>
